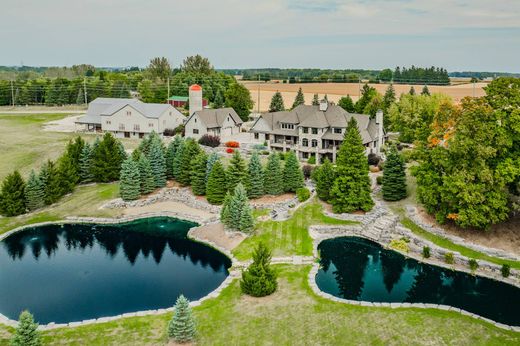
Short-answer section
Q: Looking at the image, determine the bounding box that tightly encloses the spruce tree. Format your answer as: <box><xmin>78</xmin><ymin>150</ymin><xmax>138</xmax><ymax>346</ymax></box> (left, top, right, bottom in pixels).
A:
<box><xmin>330</xmin><ymin>118</ymin><xmax>374</xmax><ymax>213</ymax></box>
<box><xmin>10</xmin><ymin>310</ymin><xmax>41</xmax><ymax>346</ymax></box>
<box><xmin>168</xmin><ymin>295</ymin><xmax>196</xmax><ymax>343</ymax></box>
<box><xmin>282</xmin><ymin>151</ymin><xmax>304</xmax><ymax>192</ymax></box>
<box><xmin>247</xmin><ymin>151</ymin><xmax>264</xmax><ymax>198</ymax></box>
<box><xmin>24</xmin><ymin>170</ymin><xmax>45</xmax><ymax>211</ymax></box>
<box><xmin>213</xmin><ymin>89</ymin><xmax>225</xmax><ymax>108</ymax></box>
<box><xmin>138</xmin><ymin>155</ymin><xmax>155</xmax><ymax>194</ymax></box>
<box><xmin>292</xmin><ymin>87</ymin><xmax>305</xmax><ymax>108</ymax></box>
<box><xmin>206</xmin><ymin>160</ymin><xmax>227</xmax><ymax>204</ymax></box>
<box><xmin>79</xmin><ymin>142</ymin><xmax>94</xmax><ymax>183</ymax></box>
<box><xmin>90</xmin><ymin>132</ymin><xmax>125</xmax><ymax>182</ymax></box>
<box><xmin>226</xmin><ymin>150</ymin><xmax>247</xmax><ymax>192</ymax></box>
<box><xmin>338</xmin><ymin>95</ymin><xmax>355</xmax><ymax>112</ymax></box>
<box><xmin>239</xmin><ymin>202</ymin><xmax>254</xmax><ymax>233</ymax></box>
<box><xmin>229</xmin><ymin>183</ymin><xmax>249</xmax><ymax>230</ymax></box>
<box><xmin>264</xmin><ymin>153</ymin><xmax>283</xmax><ymax>195</ymax></box>
<box><xmin>382</xmin><ymin>145</ymin><xmax>407</xmax><ymax>201</ymax></box>
<box><xmin>172</xmin><ymin>139</ymin><xmax>186</xmax><ymax>180</ymax></box>
<box><xmin>147</xmin><ymin>137</ymin><xmax>167</xmax><ymax>188</ymax></box>
<box><xmin>240</xmin><ymin>242</ymin><xmax>277</xmax><ymax>297</ymax></box>
<box><xmin>206</xmin><ymin>152</ymin><xmax>219</xmax><ymax>181</ymax></box>
<box><xmin>165</xmin><ymin>136</ymin><xmax>183</xmax><ymax>179</ymax></box>
<box><xmin>383</xmin><ymin>84</ymin><xmax>396</xmax><ymax>110</ymax></box>
<box><xmin>269</xmin><ymin>91</ymin><xmax>285</xmax><ymax>112</ymax></box>
<box><xmin>119</xmin><ymin>158</ymin><xmax>141</xmax><ymax>201</ymax></box>
<box><xmin>0</xmin><ymin>171</ymin><xmax>26</xmax><ymax>217</ymax></box>
<box><xmin>56</xmin><ymin>151</ymin><xmax>79</xmax><ymax>195</ymax></box>
<box><xmin>178</xmin><ymin>139</ymin><xmax>202</xmax><ymax>186</ymax></box>
<box><xmin>190</xmin><ymin>152</ymin><xmax>208</xmax><ymax>195</ymax></box>
<box><xmin>409</xmin><ymin>86</ymin><xmax>416</xmax><ymax>95</ymax></box>
<box><xmin>312</xmin><ymin>93</ymin><xmax>320</xmax><ymax>105</ymax></box>
<box><xmin>220</xmin><ymin>191</ymin><xmax>233</xmax><ymax>226</ymax></box>
<box><xmin>312</xmin><ymin>158</ymin><xmax>336</xmax><ymax>202</ymax></box>
<box><xmin>421</xmin><ymin>85</ymin><xmax>430</xmax><ymax>96</ymax></box>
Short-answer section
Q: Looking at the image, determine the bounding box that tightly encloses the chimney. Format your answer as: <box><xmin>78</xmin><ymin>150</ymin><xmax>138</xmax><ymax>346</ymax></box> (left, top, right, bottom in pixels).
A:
<box><xmin>189</xmin><ymin>84</ymin><xmax>203</xmax><ymax>115</ymax></box>
<box><xmin>376</xmin><ymin>109</ymin><xmax>384</xmax><ymax>155</ymax></box>
<box><xmin>319</xmin><ymin>99</ymin><xmax>328</xmax><ymax>111</ymax></box>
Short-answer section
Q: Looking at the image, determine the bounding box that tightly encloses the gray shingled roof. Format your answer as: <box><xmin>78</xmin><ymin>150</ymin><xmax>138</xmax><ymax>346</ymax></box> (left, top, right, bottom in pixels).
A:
<box><xmin>189</xmin><ymin>108</ymin><xmax>243</xmax><ymax>129</ymax></box>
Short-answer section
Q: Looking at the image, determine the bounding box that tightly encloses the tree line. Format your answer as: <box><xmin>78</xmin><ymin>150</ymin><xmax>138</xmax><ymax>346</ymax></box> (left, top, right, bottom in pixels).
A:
<box><xmin>378</xmin><ymin>66</ymin><xmax>450</xmax><ymax>85</ymax></box>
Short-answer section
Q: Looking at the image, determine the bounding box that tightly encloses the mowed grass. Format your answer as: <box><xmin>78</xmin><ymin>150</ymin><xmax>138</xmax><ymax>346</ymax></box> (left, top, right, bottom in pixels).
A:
<box><xmin>232</xmin><ymin>200</ymin><xmax>357</xmax><ymax>260</ymax></box>
<box><xmin>0</xmin><ymin>265</ymin><xmax>516</xmax><ymax>345</ymax></box>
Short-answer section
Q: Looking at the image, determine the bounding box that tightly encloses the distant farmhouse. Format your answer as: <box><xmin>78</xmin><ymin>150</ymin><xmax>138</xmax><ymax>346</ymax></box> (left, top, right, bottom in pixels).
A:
<box><xmin>250</xmin><ymin>100</ymin><xmax>386</xmax><ymax>162</ymax></box>
<box><xmin>75</xmin><ymin>98</ymin><xmax>184</xmax><ymax>138</ymax></box>
<box><xmin>184</xmin><ymin>108</ymin><xmax>243</xmax><ymax>140</ymax></box>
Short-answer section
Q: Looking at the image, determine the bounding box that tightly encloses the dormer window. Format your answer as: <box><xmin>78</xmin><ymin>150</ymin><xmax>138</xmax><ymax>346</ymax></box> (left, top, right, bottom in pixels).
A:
<box><xmin>281</xmin><ymin>123</ymin><xmax>294</xmax><ymax>130</ymax></box>
<box><xmin>334</xmin><ymin>128</ymin><xmax>342</xmax><ymax>134</ymax></box>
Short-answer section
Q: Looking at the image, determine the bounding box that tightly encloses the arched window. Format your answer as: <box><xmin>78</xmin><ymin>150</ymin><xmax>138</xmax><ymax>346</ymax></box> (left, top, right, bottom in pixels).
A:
<box><xmin>311</xmin><ymin>139</ymin><xmax>318</xmax><ymax>147</ymax></box>
<box><xmin>302</xmin><ymin>138</ymin><xmax>308</xmax><ymax>147</ymax></box>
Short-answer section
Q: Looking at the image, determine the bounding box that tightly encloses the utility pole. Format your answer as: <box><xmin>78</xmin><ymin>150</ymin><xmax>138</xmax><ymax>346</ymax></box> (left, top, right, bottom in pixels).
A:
<box><xmin>167</xmin><ymin>77</ymin><xmax>170</xmax><ymax>101</ymax></box>
<box><xmin>472</xmin><ymin>80</ymin><xmax>476</xmax><ymax>98</ymax></box>
<box><xmin>11</xmin><ymin>80</ymin><xmax>15</xmax><ymax>107</ymax></box>
<box><xmin>83</xmin><ymin>78</ymin><xmax>88</xmax><ymax>105</ymax></box>
<box><xmin>257</xmin><ymin>75</ymin><xmax>260</xmax><ymax>114</ymax></box>
<box><xmin>358</xmin><ymin>76</ymin><xmax>361</xmax><ymax>99</ymax></box>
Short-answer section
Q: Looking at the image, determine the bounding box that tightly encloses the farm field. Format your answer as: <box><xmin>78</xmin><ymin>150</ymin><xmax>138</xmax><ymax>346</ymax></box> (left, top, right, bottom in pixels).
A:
<box><xmin>243</xmin><ymin>82</ymin><xmax>487</xmax><ymax>112</ymax></box>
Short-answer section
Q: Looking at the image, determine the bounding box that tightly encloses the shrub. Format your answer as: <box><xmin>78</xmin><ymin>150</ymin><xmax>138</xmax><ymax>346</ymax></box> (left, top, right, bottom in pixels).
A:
<box><xmin>307</xmin><ymin>155</ymin><xmax>316</xmax><ymax>164</ymax></box>
<box><xmin>302</xmin><ymin>165</ymin><xmax>314</xmax><ymax>179</ymax></box>
<box><xmin>376</xmin><ymin>176</ymin><xmax>383</xmax><ymax>185</ymax></box>
<box><xmin>444</xmin><ymin>252</ymin><xmax>454</xmax><ymax>264</ymax></box>
<box><xmin>225</xmin><ymin>141</ymin><xmax>240</xmax><ymax>148</ymax></box>
<box><xmin>253</xmin><ymin>144</ymin><xmax>266</xmax><ymax>150</ymax></box>
<box><xmin>367</xmin><ymin>153</ymin><xmax>380</xmax><ymax>166</ymax></box>
<box><xmin>240</xmin><ymin>243</ymin><xmax>277</xmax><ymax>297</ymax></box>
<box><xmin>163</xmin><ymin>128</ymin><xmax>175</xmax><ymax>136</ymax></box>
<box><xmin>422</xmin><ymin>246</ymin><xmax>431</xmax><ymax>258</ymax></box>
<box><xmin>369</xmin><ymin>166</ymin><xmax>380</xmax><ymax>173</ymax></box>
<box><xmin>198</xmin><ymin>134</ymin><xmax>221</xmax><ymax>148</ymax></box>
<box><xmin>261</xmin><ymin>151</ymin><xmax>270</xmax><ymax>155</ymax></box>
<box><xmin>469</xmin><ymin>259</ymin><xmax>478</xmax><ymax>272</ymax></box>
<box><xmin>226</xmin><ymin>148</ymin><xmax>234</xmax><ymax>154</ymax></box>
<box><xmin>173</xmin><ymin>124</ymin><xmax>185</xmax><ymax>136</ymax></box>
<box><xmin>296</xmin><ymin>187</ymin><xmax>310</xmax><ymax>202</ymax></box>
<box><xmin>389</xmin><ymin>239</ymin><xmax>409</xmax><ymax>253</ymax></box>
<box><xmin>501</xmin><ymin>264</ymin><xmax>511</xmax><ymax>278</ymax></box>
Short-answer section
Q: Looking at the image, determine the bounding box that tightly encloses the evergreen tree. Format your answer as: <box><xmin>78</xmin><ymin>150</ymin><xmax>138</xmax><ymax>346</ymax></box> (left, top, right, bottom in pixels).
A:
<box><xmin>168</xmin><ymin>295</ymin><xmax>196</xmax><ymax>343</ymax></box>
<box><xmin>312</xmin><ymin>93</ymin><xmax>320</xmax><ymax>106</ymax></box>
<box><xmin>383</xmin><ymin>84</ymin><xmax>396</xmax><ymax>110</ymax></box>
<box><xmin>90</xmin><ymin>133</ymin><xmax>125</xmax><ymax>182</ymax></box>
<box><xmin>239</xmin><ymin>202</ymin><xmax>254</xmax><ymax>233</ymax></box>
<box><xmin>382</xmin><ymin>145</ymin><xmax>407</xmax><ymax>201</ymax></box>
<box><xmin>311</xmin><ymin>158</ymin><xmax>336</xmax><ymax>202</ymax></box>
<box><xmin>421</xmin><ymin>85</ymin><xmax>430</xmax><ymax>96</ymax></box>
<box><xmin>292</xmin><ymin>87</ymin><xmax>305</xmax><ymax>108</ymax></box>
<box><xmin>338</xmin><ymin>95</ymin><xmax>355</xmax><ymax>112</ymax></box>
<box><xmin>10</xmin><ymin>311</ymin><xmax>41</xmax><ymax>346</ymax></box>
<box><xmin>227</xmin><ymin>150</ymin><xmax>247</xmax><ymax>192</ymax></box>
<box><xmin>355</xmin><ymin>84</ymin><xmax>377</xmax><ymax>113</ymax></box>
<box><xmin>220</xmin><ymin>191</ymin><xmax>233</xmax><ymax>226</ymax></box>
<box><xmin>138</xmin><ymin>155</ymin><xmax>155</xmax><ymax>194</ymax></box>
<box><xmin>330</xmin><ymin>118</ymin><xmax>374</xmax><ymax>213</ymax></box>
<box><xmin>131</xmin><ymin>147</ymin><xmax>142</xmax><ymax>162</ymax></box>
<box><xmin>139</xmin><ymin>131</ymin><xmax>162</xmax><ymax>157</ymax></box>
<box><xmin>269</xmin><ymin>91</ymin><xmax>285</xmax><ymax>112</ymax></box>
<box><xmin>0</xmin><ymin>171</ymin><xmax>26</xmax><ymax>217</ymax></box>
<box><xmin>79</xmin><ymin>142</ymin><xmax>94</xmax><ymax>183</ymax></box>
<box><xmin>240</xmin><ymin>242</ymin><xmax>277</xmax><ymax>297</ymax></box>
<box><xmin>264</xmin><ymin>153</ymin><xmax>283</xmax><ymax>195</ymax></box>
<box><xmin>213</xmin><ymin>89</ymin><xmax>225</xmax><ymax>108</ymax></box>
<box><xmin>206</xmin><ymin>160</ymin><xmax>227</xmax><ymax>204</ymax></box>
<box><xmin>247</xmin><ymin>151</ymin><xmax>264</xmax><ymax>198</ymax></box>
<box><xmin>409</xmin><ymin>86</ymin><xmax>416</xmax><ymax>95</ymax></box>
<box><xmin>164</xmin><ymin>140</ymin><xmax>175</xmax><ymax>179</ymax></box>
<box><xmin>172</xmin><ymin>139</ymin><xmax>186</xmax><ymax>180</ymax></box>
<box><xmin>283</xmin><ymin>151</ymin><xmax>304</xmax><ymax>192</ymax></box>
<box><xmin>147</xmin><ymin>137</ymin><xmax>167</xmax><ymax>188</ymax></box>
<box><xmin>119</xmin><ymin>158</ymin><xmax>141</xmax><ymax>201</ymax></box>
<box><xmin>228</xmin><ymin>183</ymin><xmax>249</xmax><ymax>230</ymax></box>
<box><xmin>56</xmin><ymin>151</ymin><xmax>79</xmax><ymax>195</ymax></box>
<box><xmin>24</xmin><ymin>170</ymin><xmax>45</xmax><ymax>211</ymax></box>
<box><xmin>178</xmin><ymin>139</ymin><xmax>202</xmax><ymax>186</ymax></box>
<box><xmin>190</xmin><ymin>152</ymin><xmax>208</xmax><ymax>195</ymax></box>
<box><xmin>206</xmin><ymin>152</ymin><xmax>219</xmax><ymax>182</ymax></box>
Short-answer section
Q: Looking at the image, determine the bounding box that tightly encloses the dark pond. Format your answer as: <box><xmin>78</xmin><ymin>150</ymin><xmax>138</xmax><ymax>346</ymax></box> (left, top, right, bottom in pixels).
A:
<box><xmin>316</xmin><ymin>237</ymin><xmax>520</xmax><ymax>326</ymax></box>
<box><xmin>0</xmin><ymin>217</ymin><xmax>231</xmax><ymax>324</ymax></box>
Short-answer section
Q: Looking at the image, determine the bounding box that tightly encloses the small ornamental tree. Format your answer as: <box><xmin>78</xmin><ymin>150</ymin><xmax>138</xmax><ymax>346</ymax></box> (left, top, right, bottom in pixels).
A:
<box><xmin>119</xmin><ymin>158</ymin><xmax>141</xmax><ymax>201</ymax></box>
<box><xmin>227</xmin><ymin>150</ymin><xmax>247</xmax><ymax>193</ymax></box>
<box><xmin>269</xmin><ymin>91</ymin><xmax>285</xmax><ymax>112</ymax></box>
<box><xmin>168</xmin><ymin>295</ymin><xmax>196</xmax><ymax>343</ymax></box>
<box><xmin>10</xmin><ymin>310</ymin><xmax>41</xmax><ymax>346</ymax></box>
<box><xmin>312</xmin><ymin>158</ymin><xmax>336</xmax><ymax>202</ymax></box>
<box><xmin>24</xmin><ymin>170</ymin><xmax>45</xmax><ymax>211</ymax></box>
<box><xmin>138</xmin><ymin>155</ymin><xmax>155</xmax><ymax>194</ymax></box>
<box><xmin>330</xmin><ymin>118</ymin><xmax>374</xmax><ymax>213</ymax></box>
<box><xmin>178</xmin><ymin>139</ymin><xmax>202</xmax><ymax>186</ymax></box>
<box><xmin>0</xmin><ymin>171</ymin><xmax>26</xmax><ymax>217</ymax></box>
<box><xmin>382</xmin><ymin>145</ymin><xmax>407</xmax><ymax>201</ymax></box>
<box><xmin>312</xmin><ymin>93</ymin><xmax>320</xmax><ymax>106</ymax></box>
<box><xmin>264</xmin><ymin>153</ymin><xmax>284</xmax><ymax>195</ymax></box>
<box><xmin>247</xmin><ymin>151</ymin><xmax>264</xmax><ymax>198</ymax></box>
<box><xmin>282</xmin><ymin>151</ymin><xmax>304</xmax><ymax>192</ymax></box>
<box><xmin>292</xmin><ymin>87</ymin><xmax>305</xmax><ymax>108</ymax></box>
<box><xmin>240</xmin><ymin>242</ymin><xmax>277</xmax><ymax>297</ymax></box>
<box><xmin>190</xmin><ymin>152</ymin><xmax>208</xmax><ymax>195</ymax></box>
<box><xmin>206</xmin><ymin>160</ymin><xmax>227</xmax><ymax>204</ymax></box>
<box><xmin>79</xmin><ymin>142</ymin><xmax>94</xmax><ymax>183</ymax></box>
<box><xmin>147</xmin><ymin>137</ymin><xmax>167</xmax><ymax>188</ymax></box>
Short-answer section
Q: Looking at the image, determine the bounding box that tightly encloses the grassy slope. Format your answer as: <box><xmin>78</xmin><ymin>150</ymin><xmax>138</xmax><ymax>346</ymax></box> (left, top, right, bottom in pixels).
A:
<box><xmin>233</xmin><ymin>200</ymin><xmax>357</xmax><ymax>260</ymax></box>
<box><xmin>0</xmin><ymin>265</ymin><xmax>516</xmax><ymax>345</ymax></box>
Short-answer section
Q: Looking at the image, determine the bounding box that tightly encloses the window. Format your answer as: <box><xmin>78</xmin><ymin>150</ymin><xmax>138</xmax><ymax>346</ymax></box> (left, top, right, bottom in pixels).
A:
<box><xmin>334</xmin><ymin>128</ymin><xmax>342</xmax><ymax>134</ymax></box>
<box><xmin>169</xmin><ymin>111</ymin><xmax>172</xmax><ymax>116</ymax></box>
<box><xmin>133</xmin><ymin>124</ymin><xmax>140</xmax><ymax>131</ymax></box>
<box><xmin>194</xmin><ymin>118</ymin><xmax>197</xmax><ymax>123</ymax></box>
<box><xmin>126</xmin><ymin>111</ymin><xmax>131</xmax><ymax>116</ymax></box>
<box><xmin>193</xmin><ymin>129</ymin><xmax>199</xmax><ymax>134</ymax></box>
<box><xmin>302</xmin><ymin>152</ymin><xmax>309</xmax><ymax>159</ymax></box>
<box><xmin>281</xmin><ymin>123</ymin><xmax>295</xmax><ymax>130</ymax></box>
<box><xmin>149</xmin><ymin>123</ymin><xmax>154</xmax><ymax>127</ymax></box>
<box><xmin>254</xmin><ymin>133</ymin><xmax>259</xmax><ymax>140</ymax></box>
<box><xmin>302</xmin><ymin>138</ymin><xmax>308</xmax><ymax>147</ymax></box>
<box><xmin>312</xmin><ymin>128</ymin><xmax>318</xmax><ymax>135</ymax></box>
<box><xmin>302</xmin><ymin>127</ymin><xmax>308</xmax><ymax>133</ymax></box>
<box><xmin>311</xmin><ymin>139</ymin><xmax>318</xmax><ymax>147</ymax></box>
<box><xmin>106</xmin><ymin>120</ymin><xmax>111</xmax><ymax>125</ymax></box>
<box><xmin>118</xmin><ymin>123</ymin><xmax>125</xmax><ymax>131</ymax></box>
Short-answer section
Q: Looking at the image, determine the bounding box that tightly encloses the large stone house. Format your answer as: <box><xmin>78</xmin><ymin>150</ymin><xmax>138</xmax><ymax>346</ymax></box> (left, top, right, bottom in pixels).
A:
<box><xmin>184</xmin><ymin>108</ymin><xmax>243</xmax><ymax>140</ymax></box>
<box><xmin>249</xmin><ymin>100</ymin><xmax>385</xmax><ymax>162</ymax></box>
<box><xmin>76</xmin><ymin>98</ymin><xmax>185</xmax><ymax>138</ymax></box>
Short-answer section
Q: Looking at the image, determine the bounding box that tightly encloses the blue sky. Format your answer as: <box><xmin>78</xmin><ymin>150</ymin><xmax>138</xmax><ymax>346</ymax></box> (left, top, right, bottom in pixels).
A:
<box><xmin>1</xmin><ymin>0</ymin><xmax>519</xmax><ymax>72</ymax></box>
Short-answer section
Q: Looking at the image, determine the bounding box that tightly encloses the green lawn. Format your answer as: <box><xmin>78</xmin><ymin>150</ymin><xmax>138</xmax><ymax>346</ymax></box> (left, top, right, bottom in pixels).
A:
<box><xmin>0</xmin><ymin>265</ymin><xmax>516</xmax><ymax>345</ymax></box>
<box><xmin>232</xmin><ymin>200</ymin><xmax>358</xmax><ymax>260</ymax></box>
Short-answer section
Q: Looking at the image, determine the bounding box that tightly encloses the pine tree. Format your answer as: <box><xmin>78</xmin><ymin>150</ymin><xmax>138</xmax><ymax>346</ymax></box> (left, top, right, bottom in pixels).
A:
<box><xmin>138</xmin><ymin>155</ymin><xmax>155</xmax><ymax>194</ymax></box>
<box><xmin>264</xmin><ymin>153</ymin><xmax>283</xmax><ymax>195</ymax></box>
<box><xmin>269</xmin><ymin>91</ymin><xmax>285</xmax><ymax>112</ymax></box>
<box><xmin>292</xmin><ymin>87</ymin><xmax>305</xmax><ymax>108</ymax></box>
<box><xmin>312</xmin><ymin>158</ymin><xmax>336</xmax><ymax>202</ymax></box>
<box><xmin>239</xmin><ymin>202</ymin><xmax>254</xmax><ymax>233</ymax></box>
<box><xmin>206</xmin><ymin>160</ymin><xmax>227</xmax><ymax>204</ymax></box>
<box><xmin>24</xmin><ymin>170</ymin><xmax>45</xmax><ymax>211</ymax></box>
<box><xmin>10</xmin><ymin>310</ymin><xmax>41</xmax><ymax>346</ymax></box>
<box><xmin>147</xmin><ymin>137</ymin><xmax>167</xmax><ymax>188</ymax></box>
<box><xmin>409</xmin><ymin>86</ymin><xmax>416</xmax><ymax>95</ymax></box>
<box><xmin>90</xmin><ymin>133</ymin><xmax>125</xmax><ymax>182</ymax></box>
<box><xmin>0</xmin><ymin>171</ymin><xmax>26</xmax><ymax>217</ymax></box>
<box><xmin>229</xmin><ymin>183</ymin><xmax>249</xmax><ymax>230</ymax></box>
<box><xmin>119</xmin><ymin>158</ymin><xmax>141</xmax><ymax>201</ymax></box>
<box><xmin>206</xmin><ymin>152</ymin><xmax>219</xmax><ymax>182</ymax></box>
<box><xmin>227</xmin><ymin>150</ymin><xmax>247</xmax><ymax>192</ymax></box>
<box><xmin>247</xmin><ymin>151</ymin><xmax>264</xmax><ymax>198</ymax></box>
<box><xmin>220</xmin><ymin>191</ymin><xmax>233</xmax><ymax>226</ymax></box>
<box><xmin>56</xmin><ymin>151</ymin><xmax>79</xmax><ymax>195</ymax></box>
<box><xmin>165</xmin><ymin>136</ymin><xmax>183</xmax><ymax>179</ymax></box>
<box><xmin>312</xmin><ymin>93</ymin><xmax>320</xmax><ymax>106</ymax></box>
<box><xmin>338</xmin><ymin>95</ymin><xmax>355</xmax><ymax>112</ymax></box>
<box><xmin>190</xmin><ymin>152</ymin><xmax>208</xmax><ymax>195</ymax></box>
<box><xmin>382</xmin><ymin>145</ymin><xmax>407</xmax><ymax>201</ymax></box>
<box><xmin>330</xmin><ymin>118</ymin><xmax>374</xmax><ymax>213</ymax></box>
<box><xmin>79</xmin><ymin>142</ymin><xmax>94</xmax><ymax>183</ymax></box>
<box><xmin>283</xmin><ymin>151</ymin><xmax>304</xmax><ymax>192</ymax></box>
<box><xmin>240</xmin><ymin>242</ymin><xmax>277</xmax><ymax>297</ymax></box>
<box><xmin>168</xmin><ymin>295</ymin><xmax>196</xmax><ymax>343</ymax></box>
<box><xmin>383</xmin><ymin>84</ymin><xmax>396</xmax><ymax>110</ymax></box>
<box><xmin>178</xmin><ymin>139</ymin><xmax>202</xmax><ymax>186</ymax></box>
<box><xmin>172</xmin><ymin>139</ymin><xmax>186</xmax><ymax>180</ymax></box>
<box><xmin>421</xmin><ymin>85</ymin><xmax>430</xmax><ymax>96</ymax></box>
